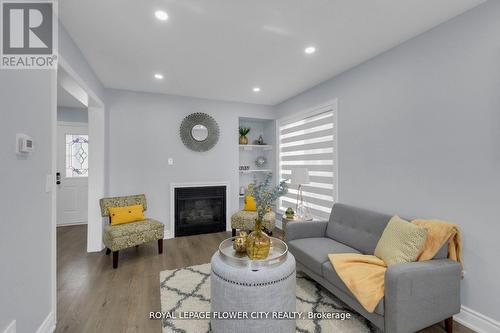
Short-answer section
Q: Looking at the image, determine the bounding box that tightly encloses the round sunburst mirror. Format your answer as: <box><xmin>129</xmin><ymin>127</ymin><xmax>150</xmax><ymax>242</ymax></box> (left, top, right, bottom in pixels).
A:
<box><xmin>180</xmin><ymin>112</ymin><xmax>220</xmax><ymax>152</ymax></box>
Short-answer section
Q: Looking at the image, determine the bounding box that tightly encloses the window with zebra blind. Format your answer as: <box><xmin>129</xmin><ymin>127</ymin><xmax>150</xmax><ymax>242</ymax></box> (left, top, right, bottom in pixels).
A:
<box><xmin>278</xmin><ymin>103</ymin><xmax>337</xmax><ymax>220</ymax></box>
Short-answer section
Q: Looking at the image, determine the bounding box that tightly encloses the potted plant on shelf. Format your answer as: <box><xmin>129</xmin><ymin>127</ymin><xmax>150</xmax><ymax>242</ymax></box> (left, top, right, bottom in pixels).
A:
<box><xmin>246</xmin><ymin>174</ymin><xmax>288</xmax><ymax>260</ymax></box>
<box><xmin>239</xmin><ymin>127</ymin><xmax>250</xmax><ymax>145</ymax></box>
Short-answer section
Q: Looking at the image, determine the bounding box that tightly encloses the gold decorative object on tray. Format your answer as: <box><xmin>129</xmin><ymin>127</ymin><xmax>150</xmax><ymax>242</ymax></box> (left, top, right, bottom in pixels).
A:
<box><xmin>243</xmin><ymin>174</ymin><xmax>288</xmax><ymax>260</ymax></box>
<box><xmin>233</xmin><ymin>231</ymin><xmax>248</xmax><ymax>253</ymax></box>
<box><xmin>246</xmin><ymin>219</ymin><xmax>271</xmax><ymax>260</ymax></box>
<box><xmin>218</xmin><ymin>236</ymin><xmax>288</xmax><ymax>270</ymax></box>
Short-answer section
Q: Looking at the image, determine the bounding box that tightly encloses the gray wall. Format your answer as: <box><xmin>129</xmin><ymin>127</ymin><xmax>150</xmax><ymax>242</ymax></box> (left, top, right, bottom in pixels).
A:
<box><xmin>106</xmin><ymin>89</ymin><xmax>274</xmax><ymax>236</ymax></box>
<box><xmin>0</xmin><ymin>71</ymin><xmax>54</xmax><ymax>332</ymax></box>
<box><xmin>275</xmin><ymin>1</ymin><xmax>500</xmax><ymax>321</ymax></box>
<box><xmin>0</xmin><ymin>18</ymin><xmax>104</xmax><ymax>333</ymax></box>
<box><xmin>57</xmin><ymin>106</ymin><xmax>88</xmax><ymax>123</ymax></box>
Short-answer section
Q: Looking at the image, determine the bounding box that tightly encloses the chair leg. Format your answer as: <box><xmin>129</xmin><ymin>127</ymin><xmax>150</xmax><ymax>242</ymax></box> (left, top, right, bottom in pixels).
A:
<box><xmin>105</xmin><ymin>248</ymin><xmax>111</xmax><ymax>255</ymax></box>
<box><xmin>232</xmin><ymin>229</ymin><xmax>236</xmax><ymax>237</ymax></box>
<box><xmin>445</xmin><ymin>317</ymin><xmax>453</xmax><ymax>333</ymax></box>
<box><xmin>158</xmin><ymin>239</ymin><xmax>163</xmax><ymax>254</ymax></box>
<box><xmin>112</xmin><ymin>251</ymin><xmax>119</xmax><ymax>269</ymax></box>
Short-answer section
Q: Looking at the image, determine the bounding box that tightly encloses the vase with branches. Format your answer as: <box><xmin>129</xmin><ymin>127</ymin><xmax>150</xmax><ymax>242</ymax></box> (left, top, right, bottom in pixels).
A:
<box><xmin>246</xmin><ymin>173</ymin><xmax>288</xmax><ymax>259</ymax></box>
<box><xmin>239</xmin><ymin>127</ymin><xmax>250</xmax><ymax>145</ymax></box>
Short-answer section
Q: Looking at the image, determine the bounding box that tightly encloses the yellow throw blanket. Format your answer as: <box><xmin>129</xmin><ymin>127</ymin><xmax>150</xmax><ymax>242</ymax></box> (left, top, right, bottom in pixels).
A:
<box><xmin>413</xmin><ymin>219</ymin><xmax>463</xmax><ymax>267</ymax></box>
<box><xmin>328</xmin><ymin>219</ymin><xmax>462</xmax><ymax>313</ymax></box>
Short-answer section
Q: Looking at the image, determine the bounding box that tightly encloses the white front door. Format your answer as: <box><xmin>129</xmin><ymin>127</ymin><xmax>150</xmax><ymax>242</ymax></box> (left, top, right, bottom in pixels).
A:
<box><xmin>57</xmin><ymin>123</ymin><xmax>89</xmax><ymax>225</ymax></box>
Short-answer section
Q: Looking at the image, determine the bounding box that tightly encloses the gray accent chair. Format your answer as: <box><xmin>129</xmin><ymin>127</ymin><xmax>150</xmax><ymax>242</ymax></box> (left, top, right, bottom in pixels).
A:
<box><xmin>286</xmin><ymin>203</ymin><xmax>461</xmax><ymax>333</ymax></box>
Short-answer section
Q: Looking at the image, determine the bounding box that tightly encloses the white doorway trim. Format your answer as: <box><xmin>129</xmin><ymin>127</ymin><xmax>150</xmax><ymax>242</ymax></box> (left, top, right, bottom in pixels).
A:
<box><xmin>52</xmin><ymin>55</ymin><xmax>106</xmax><ymax>329</ymax></box>
<box><xmin>57</xmin><ymin>56</ymin><xmax>105</xmax><ymax>253</ymax></box>
<box><xmin>57</xmin><ymin>121</ymin><xmax>88</xmax><ymax>127</ymax></box>
<box><xmin>87</xmin><ymin>105</ymin><xmax>106</xmax><ymax>252</ymax></box>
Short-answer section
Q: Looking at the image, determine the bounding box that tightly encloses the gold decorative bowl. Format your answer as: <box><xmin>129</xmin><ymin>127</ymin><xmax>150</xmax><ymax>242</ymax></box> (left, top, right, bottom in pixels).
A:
<box><xmin>233</xmin><ymin>232</ymin><xmax>247</xmax><ymax>253</ymax></box>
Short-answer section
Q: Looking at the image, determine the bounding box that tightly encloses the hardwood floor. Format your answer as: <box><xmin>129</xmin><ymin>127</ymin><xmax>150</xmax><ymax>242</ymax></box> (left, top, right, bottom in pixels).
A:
<box><xmin>56</xmin><ymin>225</ymin><xmax>473</xmax><ymax>333</ymax></box>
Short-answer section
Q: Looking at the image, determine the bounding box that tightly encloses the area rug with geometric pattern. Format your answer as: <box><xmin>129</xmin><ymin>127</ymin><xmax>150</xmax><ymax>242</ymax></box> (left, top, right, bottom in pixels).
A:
<box><xmin>159</xmin><ymin>263</ymin><xmax>379</xmax><ymax>333</ymax></box>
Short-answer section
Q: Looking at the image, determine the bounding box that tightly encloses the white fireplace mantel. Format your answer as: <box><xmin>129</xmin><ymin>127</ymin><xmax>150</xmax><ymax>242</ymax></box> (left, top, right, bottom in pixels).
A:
<box><xmin>168</xmin><ymin>181</ymin><xmax>231</xmax><ymax>239</ymax></box>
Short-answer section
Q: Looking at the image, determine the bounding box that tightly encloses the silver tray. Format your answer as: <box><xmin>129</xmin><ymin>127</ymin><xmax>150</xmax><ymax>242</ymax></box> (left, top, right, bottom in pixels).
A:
<box><xmin>218</xmin><ymin>236</ymin><xmax>288</xmax><ymax>270</ymax></box>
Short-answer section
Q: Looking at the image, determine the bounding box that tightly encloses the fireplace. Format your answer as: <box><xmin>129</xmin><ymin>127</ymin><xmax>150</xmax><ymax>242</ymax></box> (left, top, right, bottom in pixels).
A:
<box><xmin>174</xmin><ymin>186</ymin><xmax>227</xmax><ymax>237</ymax></box>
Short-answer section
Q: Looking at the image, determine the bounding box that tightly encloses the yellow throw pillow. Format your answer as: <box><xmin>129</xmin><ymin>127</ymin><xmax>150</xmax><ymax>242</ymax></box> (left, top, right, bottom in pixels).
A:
<box><xmin>374</xmin><ymin>216</ymin><xmax>428</xmax><ymax>266</ymax></box>
<box><xmin>244</xmin><ymin>195</ymin><xmax>257</xmax><ymax>211</ymax></box>
<box><xmin>108</xmin><ymin>204</ymin><xmax>145</xmax><ymax>225</ymax></box>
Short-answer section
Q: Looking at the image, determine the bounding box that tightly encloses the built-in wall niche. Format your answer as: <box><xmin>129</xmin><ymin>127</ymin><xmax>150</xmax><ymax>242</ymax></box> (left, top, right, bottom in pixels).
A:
<box><xmin>238</xmin><ymin>117</ymin><xmax>276</xmax><ymax>210</ymax></box>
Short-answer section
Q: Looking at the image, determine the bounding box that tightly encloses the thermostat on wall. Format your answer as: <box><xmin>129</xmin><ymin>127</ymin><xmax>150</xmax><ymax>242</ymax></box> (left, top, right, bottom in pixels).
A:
<box><xmin>16</xmin><ymin>133</ymin><xmax>34</xmax><ymax>154</ymax></box>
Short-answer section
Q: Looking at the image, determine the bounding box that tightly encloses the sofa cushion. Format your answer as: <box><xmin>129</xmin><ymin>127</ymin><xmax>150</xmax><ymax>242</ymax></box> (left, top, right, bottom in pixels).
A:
<box><xmin>321</xmin><ymin>261</ymin><xmax>385</xmax><ymax>315</ymax></box>
<box><xmin>326</xmin><ymin>203</ymin><xmax>392</xmax><ymax>254</ymax></box>
<box><xmin>374</xmin><ymin>216</ymin><xmax>428</xmax><ymax>266</ymax></box>
<box><xmin>288</xmin><ymin>237</ymin><xmax>360</xmax><ymax>276</ymax></box>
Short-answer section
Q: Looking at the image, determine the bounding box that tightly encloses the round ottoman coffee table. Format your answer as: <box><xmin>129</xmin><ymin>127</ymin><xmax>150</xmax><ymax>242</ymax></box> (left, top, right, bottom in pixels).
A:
<box><xmin>210</xmin><ymin>237</ymin><xmax>296</xmax><ymax>333</ymax></box>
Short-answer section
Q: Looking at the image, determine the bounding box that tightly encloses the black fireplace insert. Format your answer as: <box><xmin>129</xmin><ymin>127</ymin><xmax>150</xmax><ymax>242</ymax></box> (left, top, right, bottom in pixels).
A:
<box><xmin>174</xmin><ymin>186</ymin><xmax>226</xmax><ymax>237</ymax></box>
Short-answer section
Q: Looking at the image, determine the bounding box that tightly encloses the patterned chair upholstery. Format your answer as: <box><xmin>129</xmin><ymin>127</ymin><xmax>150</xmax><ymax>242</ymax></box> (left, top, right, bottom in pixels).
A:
<box><xmin>100</xmin><ymin>194</ymin><xmax>164</xmax><ymax>268</ymax></box>
<box><xmin>230</xmin><ymin>210</ymin><xmax>276</xmax><ymax>236</ymax></box>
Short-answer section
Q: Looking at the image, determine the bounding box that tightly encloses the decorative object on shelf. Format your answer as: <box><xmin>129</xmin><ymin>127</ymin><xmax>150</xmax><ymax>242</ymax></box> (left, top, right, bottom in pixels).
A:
<box><xmin>246</xmin><ymin>173</ymin><xmax>288</xmax><ymax>260</ymax></box>
<box><xmin>291</xmin><ymin>168</ymin><xmax>313</xmax><ymax>221</ymax></box>
<box><xmin>239</xmin><ymin>186</ymin><xmax>246</xmax><ymax>196</ymax></box>
<box><xmin>257</xmin><ymin>135</ymin><xmax>265</xmax><ymax>145</ymax></box>
<box><xmin>232</xmin><ymin>231</ymin><xmax>248</xmax><ymax>253</ymax></box>
<box><xmin>285</xmin><ymin>207</ymin><xmax>295</xmax><ymax>219</ymax></box>
<box><xmin>239</xmin><ymin>127</ymin><xmax>250</xmax><ymax>145</ymax></box>
<box><xmin>180</xmin><ymin>113</ymin><xmax>219</xmax><ymax>152</ymax></box>
<box><xmin>239</xmin><ymin>165</ymin><xmax>250</xmax><ymax>171</ymax></box>
<box><xmin>253</xmin><ymin>135</ymin><xmax>265</xmax><ymax>145</ymax></box>
<box><xmin>254</xmin><ymin>155</ymin><xmax>267</xmax><ymax>168</ymax></box>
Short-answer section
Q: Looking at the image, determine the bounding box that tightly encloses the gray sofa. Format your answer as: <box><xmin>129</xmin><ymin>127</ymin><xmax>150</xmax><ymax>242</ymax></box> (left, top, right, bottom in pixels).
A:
<box><xmin>286</xmin><ymin>203</ymin><xmax>461</xmax><ymax>333</ymax></box>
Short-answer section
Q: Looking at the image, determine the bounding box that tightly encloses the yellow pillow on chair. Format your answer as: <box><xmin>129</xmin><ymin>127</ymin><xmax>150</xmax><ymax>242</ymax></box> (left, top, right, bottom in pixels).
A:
<box><xmin>108</xmin><ymin>204</ymin><xmax>145</xmax><ymax>225</ymax></box>
<box><xmin>244</xmin><ymin>196</ymin><xmax>257</xmax><ymax>211</ymax></box>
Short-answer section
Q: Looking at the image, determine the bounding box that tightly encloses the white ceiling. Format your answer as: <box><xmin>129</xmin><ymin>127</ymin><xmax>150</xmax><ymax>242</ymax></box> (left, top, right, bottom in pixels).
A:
<box><xmin>59</xmin><ymin>0</ymin><xmax>484</xmax><ymax>106</ymax></box>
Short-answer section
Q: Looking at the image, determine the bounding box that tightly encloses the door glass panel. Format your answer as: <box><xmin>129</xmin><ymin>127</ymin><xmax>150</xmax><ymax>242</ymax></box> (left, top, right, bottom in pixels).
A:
<box><xmin>65</xmin><ymin>134</ymin><xmax>89</xmax><ymax>178</ymax></box>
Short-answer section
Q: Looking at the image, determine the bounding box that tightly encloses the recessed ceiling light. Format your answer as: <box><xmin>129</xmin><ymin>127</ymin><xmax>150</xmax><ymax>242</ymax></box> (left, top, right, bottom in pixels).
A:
<box><xmin>304</xmin><ymin>46</ymin><xmax>316</xmax><ymax>54</ymax></box>
<box><xmin>253</xmin><ymin>87</ymin><xmax>261</xmax><ymax>93</ymax></box>
<box><xmin>154</xmin><ymin>73</ymin><xmax>164</xmax><ymax>80</ymax></box>
<box><xmin>154</xmin><ymin>10</ymin><xmax>168</xmax><ymax>21</ymax></box>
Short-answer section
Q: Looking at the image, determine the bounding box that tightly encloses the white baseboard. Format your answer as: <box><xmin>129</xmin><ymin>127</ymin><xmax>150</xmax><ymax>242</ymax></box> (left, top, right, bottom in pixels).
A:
<box><xmin>56</xmin><ymin>222</ymin><xmax>87</xmax><ymax>227</ymax></box>
<box><xmin>87</xmin><ymin>244</ymin><xmax>105</xmax><ymax>253</ymax></box>
<box><xmin>455</xmin><ymin>306</ymin><xmax>500</xmax><ymax>333</ymax></box>
<box><xmin>164</xmin><ymin>229</ymin><xmax>172</xmax><ymax>239</ymax></box>
<box><xmin>2</xmin><ymin>321</ymin><xmax>16</xmax><ymax>333</ymax></box>
<box><xmin>36</xmin><ymin>311</ymin><xmax>55</xmax><ymax>333</ymax></box>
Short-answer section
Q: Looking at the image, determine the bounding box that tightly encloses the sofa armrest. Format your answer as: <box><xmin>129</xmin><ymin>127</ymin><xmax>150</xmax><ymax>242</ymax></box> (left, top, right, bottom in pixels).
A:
<box><xmin>285</xmin><ymin>221</ymin><xmax>328</xmax><ymax>242</ymax></box>
<box><xmin>384</xmin><ymin>259</ymin><xmax>461</xmax><ymax>333</ymax></box>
